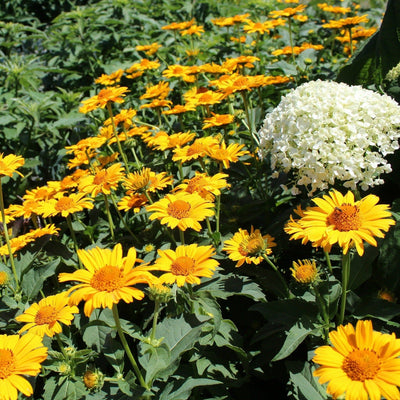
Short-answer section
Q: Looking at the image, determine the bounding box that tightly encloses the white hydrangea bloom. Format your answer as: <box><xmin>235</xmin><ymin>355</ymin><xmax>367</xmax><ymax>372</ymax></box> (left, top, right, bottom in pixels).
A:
<box><xmin>257</xmin><ymin>80</ymin><xmax>400</xmax><ymax>196</ymax></box>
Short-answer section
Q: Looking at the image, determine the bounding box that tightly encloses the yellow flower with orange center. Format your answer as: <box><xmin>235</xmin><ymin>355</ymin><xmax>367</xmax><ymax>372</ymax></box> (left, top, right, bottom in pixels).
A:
<box><xmin>162</xmin><ymin>64</ymin><xmax>198</xmax><ymax>83</ymax></box>
<box><xmin>162</xmin><ymin>19</ymin><xmax>195</xmax><ymax>31</ymax></box>
<box><xmin>104</xmin><ymin>108</ymin><xmax>137</xmax><ymax>130</ymax></box>
<box><xmin>59</xmin><ymin>243</ymin><xmax>157</xmax><ymax>317</ymax></box>
<box><xmin>136</xmin><ymin>42</ymin><xmax>162</xmax><ymax>56</ymax></box>
<box><xmin>38</xmin><ymin>192</ymin><xmax>94</xmax><ymax>218</ymax></box>
<box><xmin>211</xmin><ymin>17</ymin><xmax>235</xmax><ymax>27</ymax></box>
<box><xmin>180</xmin><ymin>24</ymin><xmax>204</xmax><ymax>36</ymax></box>
<box><xmin>285</xmin><ymin>189</ymin><xmax>395</xmax><ymax>256</ymax></box>
<box><xmin>123</xmin><ymin>167</ymin><xmax>172</xmax><ymax>194</ymax></box>
<box><xmin>174</xmin><ymin>172</ymin><xmax>230</xmax><ymax>201</ymax></box>
<box><xmin>172</xmin><ymin>136</ymin><xmax>220</xmax><ymax>163</ymax></box>
<box><xmin>79</xmin><ymin>86</ymin><xmax>129</xmax><ymax>113</ymax></box>
<box><xmin>140</xmin><ymin>81</ymin><xmax>170</xmax><ymax>100</ymax></box>
<box><xmin>78</xmin><ymin>163</ymin><xmax>125</xmax><ymax>197</ymax></box>
<box><xmin>117</xmin><ymin>193</ymin><xmax>148</xmax><ymax>213</ymax></box>
<box><xmin>223</xmin><ymin>226</ymin><xmax>276</xmax><ymax>267</ymax></box>
<box><xmin>322</xmin><ymin>15</ymin><xmax>369</xmax><ymax>29</ymax></box>
<box><xmin>0</xmin><ymin>333</ymin><xmax>48</xmax><ymax>400</ymax></box>
<box><xmin>162</xmin><ymin>104</ymin><xmax>196</xmax><ymax>115</ymax></box>
<box><xmin>16</xmin><ymin>292</ymin><xmax>79</xmax><ymax>338</ymax></box>
<box><xmin>94</xmin><ymin>69</ymin><xmax>124</xmax><ymax>86</ymax></box>
<box><xmin>269</xmin><ymin>4</ymin><xmax>307</xmax><ymax>18</ymax></box>
<box><xmin>185</xmin><ymin>89</ymin><xmax>224</xmax><ymax>108</ymax></box>
<box><xmin>290</xmin><ymin>259</ymin><xmax>319</xmax><ymax>284</ymax></box>
<box><xmin>203</xmin><ymin>113</ymin><xmax>235</xmax><ymax>130</ymax></box>
<box><xmin>149</xmin><ymin>131</ymin><xmax>196</xmax><ymax>151</ymax></box>
<box><xmin>317</xmin><ymin>3</ymin><xmax>351</xmax><ymax>14</ymax></box>
<box><xmin>272</xmin><ymin>43</ymin><xmax>323</xmax><ymax>56</ymax></box>
<box><xmin>0</xmin><ymin>153</ymin><xmax>24</xmax><ymax>178</ymax></box>
<box><xmin>146</xmin><ymin>191</ymin><xmax>214</xmax><ymax>232</ymax></box>
<box><xmin>207</xmin><ymin>141</ymin><xmax>249</xmax><ymax>169</ymax></box>
<box><xmin>126</xmin><ymin>58</ymin><xmax>160</xmax><ymax>74</ymax></box>
<box><xmin>140</xmin><ymin>99</ymin><xmax>173</xmax><ymax>110</ymax></box>
<box><xmin>313</xmin><ymin>320</ymin><xmax>400</xmax><ymax>400</ymax></box>
<box><xmin>151</xmin><ymin>244</ymin><xmax>219</xmax><ymax>286</ymax></box>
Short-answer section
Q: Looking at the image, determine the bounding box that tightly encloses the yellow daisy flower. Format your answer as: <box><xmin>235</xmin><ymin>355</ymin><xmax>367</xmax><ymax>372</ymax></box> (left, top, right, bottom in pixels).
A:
<box><xmin>79</xmin><ymin>86</ymin><xmax>129</xmax><ymax>113</ymax></box>
<box><xmin>172</xmin><ymin>136</ymin><xmax>220</xmax><ymax>163</ymax></box>
<box><xmin>94</xmin><ymin>69</ymin><xmax>124</xmax><ymax>86</ymax></box>
<box><xmin>0</xmin><ymin>333</ymin><xmax>48</xmax><ymax>400</ymax></box>
<box><xmin>269</xmin><ymin>4</ymin><xmax>307</xmax><ymax>18</ymax></box>
<box><xmin>322</xmin><ymin>15</ymin><xmax>369</xmax><ymax>29</ymax></box>
<box><xmin>38</xmin><ymin>192</ymin><xmax>94</xmax><ymax>218</ymax></box>
<box><xmin>152</xmin><ymin>244</ymin><xmax>219</xmax><ymax>286</ymax></box>
<box><xmin>140</xmin><ymin>81</ymin><xmax>170</xmax><ymax>100</ymax></box>
<box><xmin>117</xmin><ymin>193</ymin><xmax>148</xmax><ymax>213</ymax></box>
<box><xmin>78</xmin><ymin>163</ymin><xmax>125</xmax><ymax>197</ymax></box>
<box><xmin>223</xmin><ymin>226</ymin><xmax>276</xmax><ymax>267</ymax></box>
<box><xmin>202</xmin><ymin>113</ymin><xmax>234</xmax><ymax>130</ymax></box>
<box><xmin>285</xmin><ymin>189</ymin><xmax>395</xmax><ymax>256</ymax></box>
<box><xmin>123</xmin><ymin>167</ymin><xmax>172</xmax><ymax>194</ymax></box>
<box><xmin>59</xmin><ymin>243</ymin><xmax>157</xmax><ymax>317</ymax></box>
<box><xmin>16</xmin><ymin>292</ymin><xmax>79</xmax><ymax>338</ymax></box>
<box><xmin>207</xmin><ymin>141</ymin><xmax>249</xmax><ymax>169</ymax></box>
<box><xmin>313</xmin><ymin>320</ymin><xmax>400</xmax><ymax>400</ymax></box>
<box><xmin>146</xmin><ymin>191</ymin><xmax>214</xmax><ymax>232</ymax></box>
<box><xmin>0</xmin><ymin>153</ymin><xmax>24</xmax><ymax>178</ymax></box>
<box><xmin>290</xmin><ymin>259</ymin><xmax>319</xmax><ymax>284</ymax></box>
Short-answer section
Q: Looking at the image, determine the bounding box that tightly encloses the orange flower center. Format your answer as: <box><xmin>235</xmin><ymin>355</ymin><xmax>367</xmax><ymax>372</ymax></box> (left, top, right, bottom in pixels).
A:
<box><xmin>171</xmin><ymin>256</ymin><xmax>195</xmax><ymax>276</ymax></box>
<box><xmin>55</xmin><ymin>197</ymin><xmax>74</xmax><ymax>211</ymax></box>
<box><xmin>239</xmin><ymin>234</ymin><xmax>264</xmax><ymax>256</ymax></box>
<box><xmin>167</xmin><ymin>200</ymin><xmax>191</xmax><ymax>219</ymax></box>
<box><xmin>90</xmin><ymin>265</ymin><xmax>124</xmax><ymax>292</ymax></box>
<box><xmin>0</xmin><ymin>349</ymin><xmax>15</xmax><ymax>379</ymax></box>
<box><xmin>294</xmin><ymin>263</ymin><xmax>317</xmax><ymax>284</ymax></box>
<box><xmin>327</xmin><ymin>204</ymin><xmax>361</xmax><ymax>231</ymax></box>
<box><xmin>35</xmin><ymin>305</ymin><xmax>58</xmax><ymax>325</ymax></box>
<box><xmin>342</xmin><ymin>349</ymin><xmax>381</xmax><ymax>381</ymax></box>
<box><xmin>187</xmin><ymin>143</ymin><xmax>205</xmax><ymax>156</ymax></box>
<box><xmin>93</xmin><ymin>170</ymin><xmax>107</xmax><ymax>185</ymax></box>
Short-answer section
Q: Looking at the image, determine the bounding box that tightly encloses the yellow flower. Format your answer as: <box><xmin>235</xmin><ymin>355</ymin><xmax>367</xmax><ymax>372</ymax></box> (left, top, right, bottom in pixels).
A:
<box><xmin>0</xmin><ymin>270</ymin><xmax>8</xmax><ymax>285</ymax></box>
<box><xmin>203</xmin><ymin>113</ymin><xmax>235</xmax><ymax>130</ymax></box>
<box><xmin>207</xmin><ymin>141</ymin><xmax>249</xmax><ymax>169</ymax></box>
<box><xmin>38</xmin><ymin>192</ymin><xmax>94</xmax><ymax>218</ymax></box>
<box><xmin>123</xmin><ymin>167</ymin><xmax>172</xmax><ymax>194</ymax></box>
<box><xmin>59</xmin><ymin>243</ymin><xmax>157</xmax><ymax>317</ymax></box>
<box><xmin>313</xmin><ymin>320</ymin><xmax>400</xmax><ymax>400</ymax></box>
<box><xmin>16</xmin><ymin>292</ymin><xmax>79</xmax><ymax>338</ymax></box>
<box><xmin>79</xmin><ymin>86</ymin><xmax>129</xmax><ymax>113</ymax></box>
<box><xmin>322</xmin><ymin>15</ymin><xmax>369</xmax><ymax>29</ymax></box>
<box><xmin>146</xmin><ymin>191</ymin><xmax>214</xmax><ymax>232</ymax></box>
<box><xmin>136</xmin><ymin>42</ymin><xmax>162</xmax><ymax>56</ymax></box>
<box><xmin>78</xmin><ymin>163</ymin><xmax>125</xmax><ymax>197</ymax></box>
<box><xmin>185</xmin><ymin>89</ymin><xmax>224</xmax><ymax>108</ymax></box>
<box><xmin>285</xmin><ymin>190</ymin><xmax>395</xmax><ymax>256</ymax></box>
<box><xmin>223</xmin><ymin>226</ymin><xmax>276</xmax><ymax>267</ymax></box>
<box><xmin>174</xmin><ymin>172</ymin><xmax>230</xmax><ymax>201</ymax></box>
<box><xmin>0</xmin><ymin>333</ymin><xmax>48</xmax><ymax>400</ymax></box>
<box><xmin>269</xmin><ymin>4</ymin><xmax>307</xmax><ymax>18</ymax></box>
<box><xmin>0</xmin><ymin>153</ymin><xmax>24</xmax><ymax>178</ymax></box>
<box><xmin>83</xmin><ymin>369</ymin><xmax>104</xmax><ymax>391</ymax></box>
<box><xmin>162</xmin><ymin>19</ymin><xmax>195</xmax><ymax>31</ymax></box>
<box><xmin>172</xmin><ymin>136</ymin><xmax>220</xmax><ymax>163</ymax></box>
<box><xmin>162</xmin><ymin>104</ymin><xmax>196</xmax><ymax>115</ymax></box>
<box><xmin>152</xmin><ymin>244</ymin><xmax>219</xmax><ymax>286</ymax></box>
<box><xmin>180</xmin><ymin>24</ymin><xmax>204</xmax><ymax>37</ymax></box>
<box><xmin>140</xmin><ymin>81</ymin><xmax>170</xmax><ymax>100</ymax></box>
<box><xmin>148</xmin><ymin>131</ymin><xmax>196</xmax><ymax>151</ymax></box>
<box><xmin>117</xmin><ymin>193</ymin><xmax>148</xmax><ymax>213</ymax></box>
<box><xmin>140</xmin><ymin>99</ymin><xmax>172</xmax><ymax>110</ymax></box>
<box><xmin>290</xmin><ymin>259</ymin><xmax>318</xmax><ymax>284</ymax></box>
<box><xmin>162</xmin><ymin>64</ymin><xmax>198</xmax><ymax>82</ymax></box>
<box><xmin>94</xmin><ymin>69</ymin><xmax>124</xmax><ymax>86</ymax></box>
<box><xmin>126</xmin><ymin>58</ymin><xmax>160</xmax><ymax>74</ymax></box>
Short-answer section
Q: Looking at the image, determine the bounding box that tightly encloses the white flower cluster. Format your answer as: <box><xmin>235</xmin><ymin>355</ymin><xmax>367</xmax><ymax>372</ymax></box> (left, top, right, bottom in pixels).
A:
<box><xmin>257</xmin><ymin>80</ymin><xmax>400</xmax><ymax>195</ymax></box>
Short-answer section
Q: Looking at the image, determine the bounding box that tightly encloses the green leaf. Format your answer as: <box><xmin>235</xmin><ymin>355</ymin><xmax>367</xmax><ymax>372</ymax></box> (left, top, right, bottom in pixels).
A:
<box><xmin>104</xmin><ymin>337</ymin><xmax>125</xmax><ymax>373</ymax></box>
<box><xmin>82</xmin><ymin>310</ymin><xmax>113</xmax><ymax>352</ymax></box>
<box><xmin>139</xmin><ymin>343</ymin><xmax>173</xmax><ymax>384</ymax></box>
<box><xmin>348</xmin><ymin>245</ymin><xmax>378</xmax><ymax>290</ymax></box>
<box><xmin>353</xmin><ymin>298</ymin><xmax>400</xmax><ymax>321</ymax></box>
<box><xmin>272</xmin><ymin>317</ymin><xmax>317</xmax><ymax>361</ymax></box>
<box><xmin>336</xmin><ymin>0</ymin><xmax>400</xmax><ymax>86</ymax></box>
<box><xmin>159</xmin><ymin>378</ymin><xmax>221</xmax><ymax>400</ymax></box>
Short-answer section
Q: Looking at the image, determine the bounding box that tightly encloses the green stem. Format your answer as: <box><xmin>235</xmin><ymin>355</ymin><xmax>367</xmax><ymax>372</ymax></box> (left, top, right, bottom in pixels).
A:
<box><xmin>55</xmin><ymin>333</ymin><xmax>68</xmax><ymax>359</ymax></box>
<box><xmin>112</xmin><ymin>304</ymin><xmax>149</xmax><ymax>390</ymax></box>
<box><xmin>103</xmin><ymin>194</ymin><xmax>115</xmax><ymax>241</ymax></box>
<box><xmin>262</xmin><ymin>253</ymin><xmax>292</xmax><ymax>298</ymax></box>
<box><xmin>313</xmin><ymin>283</ymin><xmax>330</xmax><ymax>343</ymax></box>
<box><xmin>66</xmin><ymin>215</ymin><xmax>83</xmax><ymax>269</ymax></box>
<box><xmin>179</xmin><ymin>229</ymin><xmax>185</xmax><ymax>245</ymax></box>
<box><xmin>106</xmin><ymin>102</ymin><xmax>130</xmax><ymax>173</ymax></box>
<box><xmin>0</xmin><ymin>179</ymin><xmax>19</xmax><ymax>290</ymax></box>
<box><xmin>338</xmin><ymin>252</ymin><xmax>351</xmax><ymax>325</ymax></box>
<box><xmin>324</xmin><ymin>250</ymin><xmax>333</xmax><ymax>274</ymax></box>
<box><xmin>150</xmin><ymin>300</ymin><xmax>161</xmax><ymax>342</ymax></box>
<box><xmin>288</xmin><ymin>17</ymin><xmax>296</xmax><ymax>64</ymax></box>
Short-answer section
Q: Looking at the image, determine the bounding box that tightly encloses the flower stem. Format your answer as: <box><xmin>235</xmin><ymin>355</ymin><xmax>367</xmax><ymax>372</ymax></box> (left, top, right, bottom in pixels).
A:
<box><xmin>0</xmin><ymin>179</ymin><xmax>19</xmax><ymax>290</ymax></box>
<box><xmin>262</xmin><ymin>253</ymin><xmax>292</xmax><ymax>298</ymax></box>
<box><xmin>313</xmin><ymin>283</ymin><xmax>330</xmax><ymax>343</ymax></box>
<box><xmin>324</xmin><ymin>250</ymin><xmax>333</xmax><ymax>274</ymax></box>
<box><xmin>66</xmin><ymin>215</ymin><xmax>83</xmax><ymax>269</ymax></box>
<box><xmin>112</xmin><ymin>304</ymin><xmax>149</xmax><ymax>390</ymax></box>
<box><xmin>338</xmin><ymin>252</ymin><xmax>351</xmax><ymax>325</ymax></box>
<box><xmin>103</xmin><ymin>194</ymin><xmax>115</xmax><ymax>241</ymax></box>
<box><xmin>150</xmin><ymin>300</ymin><xmax>161</xmax><ymax>342</ymax></box>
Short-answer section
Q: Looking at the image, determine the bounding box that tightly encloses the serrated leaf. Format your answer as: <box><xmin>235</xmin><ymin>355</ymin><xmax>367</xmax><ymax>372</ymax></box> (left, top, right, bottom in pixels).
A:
<box><xmin>272</xmin><ymin>318</ymin><xmax>317</xmax><ymax>362</ymax></box>
<box><xmin>159</xmin><ymin>378</ymin><xmax>221</xmax><ymax>400</ymax></box>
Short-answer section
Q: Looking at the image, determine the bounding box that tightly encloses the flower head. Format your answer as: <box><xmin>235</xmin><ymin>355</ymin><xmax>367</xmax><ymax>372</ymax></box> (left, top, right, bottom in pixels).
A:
<box><xmin>59</xmin><ymin>244</ymin><xmax>157</xmax><ymax>316</ymax></box>
<box><xmin>16</xmin><ymin>292</ymin><xmax>79</xmax><ymax>337</ymax></box>
<box><xmin>0</xmin><ymin>333</ymin><xmax>48</xmax><ymax>400</ymax></box>
<box><xmin>257</xmin><ymin>80</ymin><xmax>400</xmax><ymax>195</ymax></box>
<box><xmin>313</xmin><ymin>320</ymin><xmax>400</xmax><ymax>400</ymax></box>
<box><xmin>291</xmin><ymin>259</ymin><xmax>319</xmax><ymax>284</ymax></box>
<box><xmin>0</xmin><ymin>154</ymin><xmax>24</xmax><ymax>178</ymax></box>
<box><xmin>285</xmin><ymin>189</ymin><xmax>395</xmax><ymax>256</ymax></box>
<box><xmin>146</xmin><ymin>192</ymin><xmax>214</xmax><ymax>232</ymax></box>
<box><xmin>223</xmin><ymin>227</ymin><xmax>276</xmax><ymax>267</ymax></box>
<box><xmin>152</xmin><ymin>244</ymin><xmax>219</xmax><ymax>286</ymax></box>
<box><xmin>79</xmin><ymin>86</ymin><xmax>129</xmax><ymax>113</ymax></box>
